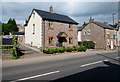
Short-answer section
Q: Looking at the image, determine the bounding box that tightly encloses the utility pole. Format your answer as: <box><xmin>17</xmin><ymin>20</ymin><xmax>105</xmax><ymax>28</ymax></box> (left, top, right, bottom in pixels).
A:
<box><xmin>112</xmin><ymin>12</ymin><xmax>116</xmax><ymax>25</ymax></box>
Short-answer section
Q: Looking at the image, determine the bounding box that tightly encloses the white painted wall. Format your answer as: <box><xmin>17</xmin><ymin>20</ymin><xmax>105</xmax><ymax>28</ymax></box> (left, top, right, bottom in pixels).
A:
<box><xmin>78</xmin><ymin>31</ymin><xmax>81</xmax><ymax>42</ymax></box>
<box><xmin>25</xmin><ymin>10</ymin><xmax>42</xmax><ymax>48</ymax></box>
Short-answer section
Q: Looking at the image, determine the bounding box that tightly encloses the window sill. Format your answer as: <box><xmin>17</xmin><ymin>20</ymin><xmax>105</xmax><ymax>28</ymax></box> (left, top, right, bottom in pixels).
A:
<box><xmin>48</xmin><ymin>27</ymin><xmax>54</xmax><ymax>30</ymax></box>
<box><xmin>49</xmin><ymin>44</ymin><xmax>54</xmax><ymax>46</ymax></box>
<box><xmin>69</xmin><ymin>43</ymin><xmax>73</xmax><ymax>44</ymax></box>
<box><xmin>69</xmin><ymin>29</ymin><xmax>73</xmax><ymax>31</ymax></box>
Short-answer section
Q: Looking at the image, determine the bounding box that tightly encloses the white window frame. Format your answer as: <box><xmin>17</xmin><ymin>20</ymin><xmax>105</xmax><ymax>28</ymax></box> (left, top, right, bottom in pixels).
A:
<box><xmin>87</xmin><ymin>29</ymin><xmax>91</xmax><ymax>35</ymax></box>
<box><xmin>83</xmin><ymin>30</ymin><xmax>87</xmax><ymax>35</ymax></box>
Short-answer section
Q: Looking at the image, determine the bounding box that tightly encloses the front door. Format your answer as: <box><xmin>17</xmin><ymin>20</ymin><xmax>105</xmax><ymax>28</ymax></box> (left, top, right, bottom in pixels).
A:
<box><xmin>58</xmin><ymin>37</ymin><xmax>67</xmax><ymax>47</ymax></box>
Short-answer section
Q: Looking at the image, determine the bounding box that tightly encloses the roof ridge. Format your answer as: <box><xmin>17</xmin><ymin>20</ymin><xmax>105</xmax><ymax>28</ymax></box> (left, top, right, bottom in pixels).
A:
<box><xmin>33</xmin><ymin>8</ymin><xmax>78</xmax><ymax>24</ymax></box>
<box><xmin>34</xmin><ymin>9</ymin><xmax>68</xmax><ymax>17</ymax></box>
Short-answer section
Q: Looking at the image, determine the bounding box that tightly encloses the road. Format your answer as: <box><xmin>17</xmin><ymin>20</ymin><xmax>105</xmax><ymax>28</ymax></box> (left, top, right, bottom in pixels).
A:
<box><xmin>3</xmin><ymin>52</ymin><xmax>120</xmax><ymax>81</ymax></box>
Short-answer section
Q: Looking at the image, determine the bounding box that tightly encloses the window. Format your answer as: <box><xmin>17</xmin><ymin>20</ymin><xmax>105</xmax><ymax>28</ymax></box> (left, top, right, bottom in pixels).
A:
<box><xmin>69</xmin><ymin>24</ymin><xmax>73</xmax><ymax>31</ymax></box>
<box><xmin>48</xmin><ymin>37</ymin><xmax>54</xmax><ymax>45</ymax></box>
<box><xmin>69</xmin><ymin>37</ymin><xmax>73</xmax><ymax>44</ymax></box>
<box><xmin>87</xmin><ymin>29</ymin><xmax>91</xmax><ymax>35</ymax></box>
<box><xmin>33</xmin><ymin>24</ymin><xmax>35</xmax><ymax>34</ymax></box>
<box><xmin>32</xmin><ymin>12</ymin><xmax>35</xmax><ymax>18</ymax></box>
<box><xmin>114</xmin><ymin>40</ymin><xmax>116</xmax><ymax>46</ymax></box>
<box><xmin>48</xmin><ymin>21</ymin><xmax>54</xmax><ymax>29</ymax></box>
<box><xmin>83</xmin><ymin>30</ymin><xmax>87</xmax><ymax>35</ymax></box>
<box><xmin>49</xmin><ymin>22</ymin><xmax>53</xmax><ymax>27</ymax></box>
<box><xmin>107</xmin><ymin>39</ymin><xmax>110</xmax><ymax>45</ymax></box>
<box><xmin>106</xmin><ymin>30</ymin><xmax>109</xmax><ymax>34</ymax></box>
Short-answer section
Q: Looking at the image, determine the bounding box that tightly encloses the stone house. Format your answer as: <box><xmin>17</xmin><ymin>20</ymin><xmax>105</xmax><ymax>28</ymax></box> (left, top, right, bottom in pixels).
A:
<box><xmin>25</xmin><ymin>6</ymin><xmax>78</xmax><ymax>49</ymax></box>
<box><xmin>17</xmin><ymin>24</ymin><xmax>25</xmax><ymax>32</ymax></box>
<box><xmin>80</xmin><ymin>17</ymin><xmax>118</xmax><ymax>50</ymax></box>
<box><xmin>117</xmin><ymin>20</ymin><xmax>120</xmax><ymax>46</ymax></box>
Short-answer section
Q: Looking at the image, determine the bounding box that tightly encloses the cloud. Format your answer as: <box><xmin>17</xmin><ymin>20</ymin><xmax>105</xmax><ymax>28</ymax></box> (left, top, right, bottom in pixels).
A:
<box><xmin>1</xmin><ymin>2</ymin><xmax>118</xmax><ymax>25</ymax></box>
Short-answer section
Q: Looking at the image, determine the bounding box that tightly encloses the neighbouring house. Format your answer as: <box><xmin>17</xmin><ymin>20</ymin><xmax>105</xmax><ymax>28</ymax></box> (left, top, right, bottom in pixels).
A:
<box><xmin>12</xmin><ymin>32</ymin><xmax>25</xmax><ymax>44</ymax></box>
<box><xmin>80</xmin><ymin>17</ymin><xmax>118</xmax><ymax>50</ymax></box>
<box><xmin>117</xmin><ymin>20</ymin><xmax>120</xmax><ymax>46</ymax></box>
<box><xmin>25</xmin><ymin>6</ymin><xmax>78</xmax><ymax>49</ymax></box>
<box><xmin>17</xmin><ymin>24</ymin><xmax>25</xmax><ymax>32</ymax></box>
<box><xmin>78</xmin><ymin>26</ymin><xmax>84</xmax><ymax>42</ymax></box>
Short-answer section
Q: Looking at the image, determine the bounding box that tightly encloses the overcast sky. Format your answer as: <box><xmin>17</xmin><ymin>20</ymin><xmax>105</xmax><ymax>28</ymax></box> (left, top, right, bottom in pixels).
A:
<box><xmin>1</xmin><ymin>2</ymin><xmax>118</xmax><ymax>26</ymax></box>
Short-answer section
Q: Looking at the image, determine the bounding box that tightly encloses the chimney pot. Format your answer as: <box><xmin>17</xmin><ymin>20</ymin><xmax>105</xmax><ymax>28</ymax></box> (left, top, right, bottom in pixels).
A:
<box><xmin>104</xmin><ymin>22</ymin><xmax>108</xmax><ymax>25</ymax></box>
<box><xmin>49</xmin><ymin>6</ymin><xmax>53</xmax><ymax>13</ymax></box>
<box><xmin>118</xmin><ymin>20</ymin><xmax>120</xmax><ymax>25</ymax></box>
<box><xmin>89</xmin><ymin>16</ymin><xmax>94</xmax><ymax>22</ymax></box>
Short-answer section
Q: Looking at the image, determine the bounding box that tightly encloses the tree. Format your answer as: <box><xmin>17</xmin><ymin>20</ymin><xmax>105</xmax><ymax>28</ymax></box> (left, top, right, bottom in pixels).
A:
<box><xmin>2</xmin><ymin>18</ymin><xmax>18</xmax><ymax>35</ymax></box>
<box><xmin>0</xmin><ymin>22</ymin><xmax>2</xmax><ymax>35</ymax></box>
<box><xmin>83</xmin><ymin>22</ymin><xmax>87</xmax><ymax>26</ymax></box>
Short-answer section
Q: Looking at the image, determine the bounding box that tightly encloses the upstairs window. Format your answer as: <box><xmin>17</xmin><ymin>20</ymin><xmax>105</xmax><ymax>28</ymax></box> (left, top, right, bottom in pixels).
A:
<box><xmin>106</xmin><ymin>30</ymin><xmax>110</xmax><ymax>34</ymax></box>
<box><xmin>87</xmin><ymin>29</ymin><xmax>91</xmax><ymax>35</ymax></box>
<box><xmin>48</xmin><ymin>21</ymin><xmax>54</xmax><ymax>30</ymax></box>
<box><xmin>33</xmin><ymin>24</ymin><xmax>35</xmax><ymax>34</ymax></box>
<box><xmin>69</xmin><ymin>24</ymin><xmax>73</xmax><ymax>31</ymax></box>
<box><xmin>32</xmin><ymin>12</ymin><xmax>35</xmax><ymax>18</ymax></box>
<box><xmin>83</xmin><ymin>30</ymin><xmax>87</xmax><ymax>35</ymax></box>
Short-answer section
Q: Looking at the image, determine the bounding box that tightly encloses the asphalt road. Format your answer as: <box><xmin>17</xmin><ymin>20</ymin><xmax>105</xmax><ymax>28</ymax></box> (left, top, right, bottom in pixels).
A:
<box><xmin>2</xmin><ymin>52</ymin><xmax>120</xmax><ymax>81</ymax></box>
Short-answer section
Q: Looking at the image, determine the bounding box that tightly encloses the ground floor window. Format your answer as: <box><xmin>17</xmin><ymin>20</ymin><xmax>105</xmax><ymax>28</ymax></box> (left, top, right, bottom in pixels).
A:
<box><xmin>48</xmin><ymin>37</ymin><xmax>54</xmax><ymax>45</ymax></box>
<box><xmin>69</xmin><ymin>37</ymin><xmax>73</xmax><ymax>44</ymax></box>
<box><xmin>107</xmin><ymin>39</ymin><xmax>110</xmax><ymax>45</ymax></box>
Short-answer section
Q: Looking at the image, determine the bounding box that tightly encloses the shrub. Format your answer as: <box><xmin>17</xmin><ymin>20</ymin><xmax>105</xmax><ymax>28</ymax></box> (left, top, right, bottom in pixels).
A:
<box><xmin>12</xmin><ymin>46</ymin><xmax>19</xmax><ymax>59</ymax></box>
<box><xmin>77</xmin><ymin>45</ymin><xmax>87</xmax><ymax>52</ymax></box>
<box><xmin>43</xmin><ymin>48</ymin><xmax>55</xmax><ymax>54</ymax></box>
<box><xmin>78</xmin><ymin>41</ymin><xmax>95</xmax><ymax>49</ymax></box>
<box><xmin>73</xmin><ymin>46</ymin><xmax>79</xmax><ymax>51</ymax></box>
<box><xmin>66</xmin><ymin>47</ymin><xmax>74</xmax><ymax>52</ymax></box>
<box><xmin>1</xmin><ymin>46</ymin><xmax>13</xmax><ymax>50</ymax></box>
<box><xmin>43</xmin><ymin>46</ymin><xmax>87</xmax><ymax>54</ymax></box>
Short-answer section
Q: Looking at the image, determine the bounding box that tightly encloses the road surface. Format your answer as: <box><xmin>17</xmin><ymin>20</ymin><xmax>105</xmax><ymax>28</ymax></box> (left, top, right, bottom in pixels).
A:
<box><xmin>3</xmin><ymin>52</ymin><xmax>120</xmax><ymax>81</ymax></box>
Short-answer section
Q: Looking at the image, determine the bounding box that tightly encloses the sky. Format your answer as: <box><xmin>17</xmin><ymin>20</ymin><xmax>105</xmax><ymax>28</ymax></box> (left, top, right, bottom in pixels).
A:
<box><xmin>1</xmin><ymin>2</ymin><xmax>119</xmax><ymax>26</ymax></box>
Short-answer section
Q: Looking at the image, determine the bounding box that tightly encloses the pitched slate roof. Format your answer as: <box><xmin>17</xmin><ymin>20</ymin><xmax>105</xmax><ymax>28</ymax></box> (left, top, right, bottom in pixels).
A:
<box><xmin>93</xmin><ymin>21</ymin><xmax>115</xmax><ymax>30</ymax></box>
<box><xmin>78</xmin><ymin>26</ymin><xmax>85</xmax><ymax>31</ymax></box>
<box><xmin>12</xmin><ymin>32</ymin><xmax>25</xmax><ymax>35</ymax></box>
<box><xmin>34</xmin><ymin>9</ymin><xmax>78</xmax><ymax>24</ymax></box>
<box><xmin>57</xmin><ymin>32</ymin><xmax>68</xmax><ymax>37</ymax></box>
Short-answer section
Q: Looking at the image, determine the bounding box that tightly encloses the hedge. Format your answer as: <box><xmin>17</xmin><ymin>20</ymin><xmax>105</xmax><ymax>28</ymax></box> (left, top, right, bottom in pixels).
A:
<box><xmin>43</xmin><ymin>45</ymin><xmax>87</xmax><ymax>54</ymax></box>
<box><xmin>78</xmin><ymin>41</ymin><xmax>95</xmax><ymax>49</ymax></box>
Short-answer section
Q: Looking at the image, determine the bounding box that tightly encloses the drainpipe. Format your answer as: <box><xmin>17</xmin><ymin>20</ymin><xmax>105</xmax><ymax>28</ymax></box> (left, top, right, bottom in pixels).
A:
<box><xmin>104</xmin><ymin>29</ymin><xmax>106</xmax><ymax>50</ymax></box>
<box><xmin>43</xmin><ymin>21</ymin><xmax>45</xmax><ymax>49</ymax></box>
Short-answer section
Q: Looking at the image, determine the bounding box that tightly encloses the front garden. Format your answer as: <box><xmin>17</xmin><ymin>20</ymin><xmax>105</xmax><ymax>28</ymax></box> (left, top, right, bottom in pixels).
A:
<box><xmin>43</xmin><ymin>45</ymin><xmax>87</xmax><ymax>54</ymax></box>
<box><xmin>1</xmin><ymin>36</ymin><xmax>22</xmax><ymax>59</ymax></box>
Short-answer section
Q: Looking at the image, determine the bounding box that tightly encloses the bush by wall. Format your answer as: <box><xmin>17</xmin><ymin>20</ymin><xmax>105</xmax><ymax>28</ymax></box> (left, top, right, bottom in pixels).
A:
<box><xmin>1</xmin><ymin>46</ymin><xmax>13</xmax><ymax>50</ymax></box>
<box><xmin>78</xmin><ymin>41</ymin><xmax>95</xmax><ymax>49</ymax></box>
<box><xmin>43</xmin><ymin>45</ymin><xmax>87</xmax><ymax>54</ymax></box>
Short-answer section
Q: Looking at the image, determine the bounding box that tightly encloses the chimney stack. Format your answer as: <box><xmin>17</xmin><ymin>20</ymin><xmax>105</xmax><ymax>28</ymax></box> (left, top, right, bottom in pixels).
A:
<box><xmin>118</xmin><ymin>20</ymin><xmax>120</xmax><ymax>25</ymax></box>
<box><xmin>89</xmin><ymin>16</ymin><xmax>94</xmax><ymax>22</ymax></box>
<box><xmin>49</xmin><ymin>6</ymin><xmax>53</xmax><ymax>13</ymax></box>
<box><xmin>104</xmin><ymin>22</ymin><xmax>108</xmax><ymax>25</ymax></box>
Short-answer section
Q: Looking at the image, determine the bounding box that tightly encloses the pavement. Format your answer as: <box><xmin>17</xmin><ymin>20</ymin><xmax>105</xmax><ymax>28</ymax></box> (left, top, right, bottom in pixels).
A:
<box><xmin>2</xmin><ymin>51</ymin><xmax>120</xmax><ymax>81</ymax></box>
<box><xmin>2</xmin><ymin>49</ymin><xmax>117</xmax><ymax>67</ymax></box>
